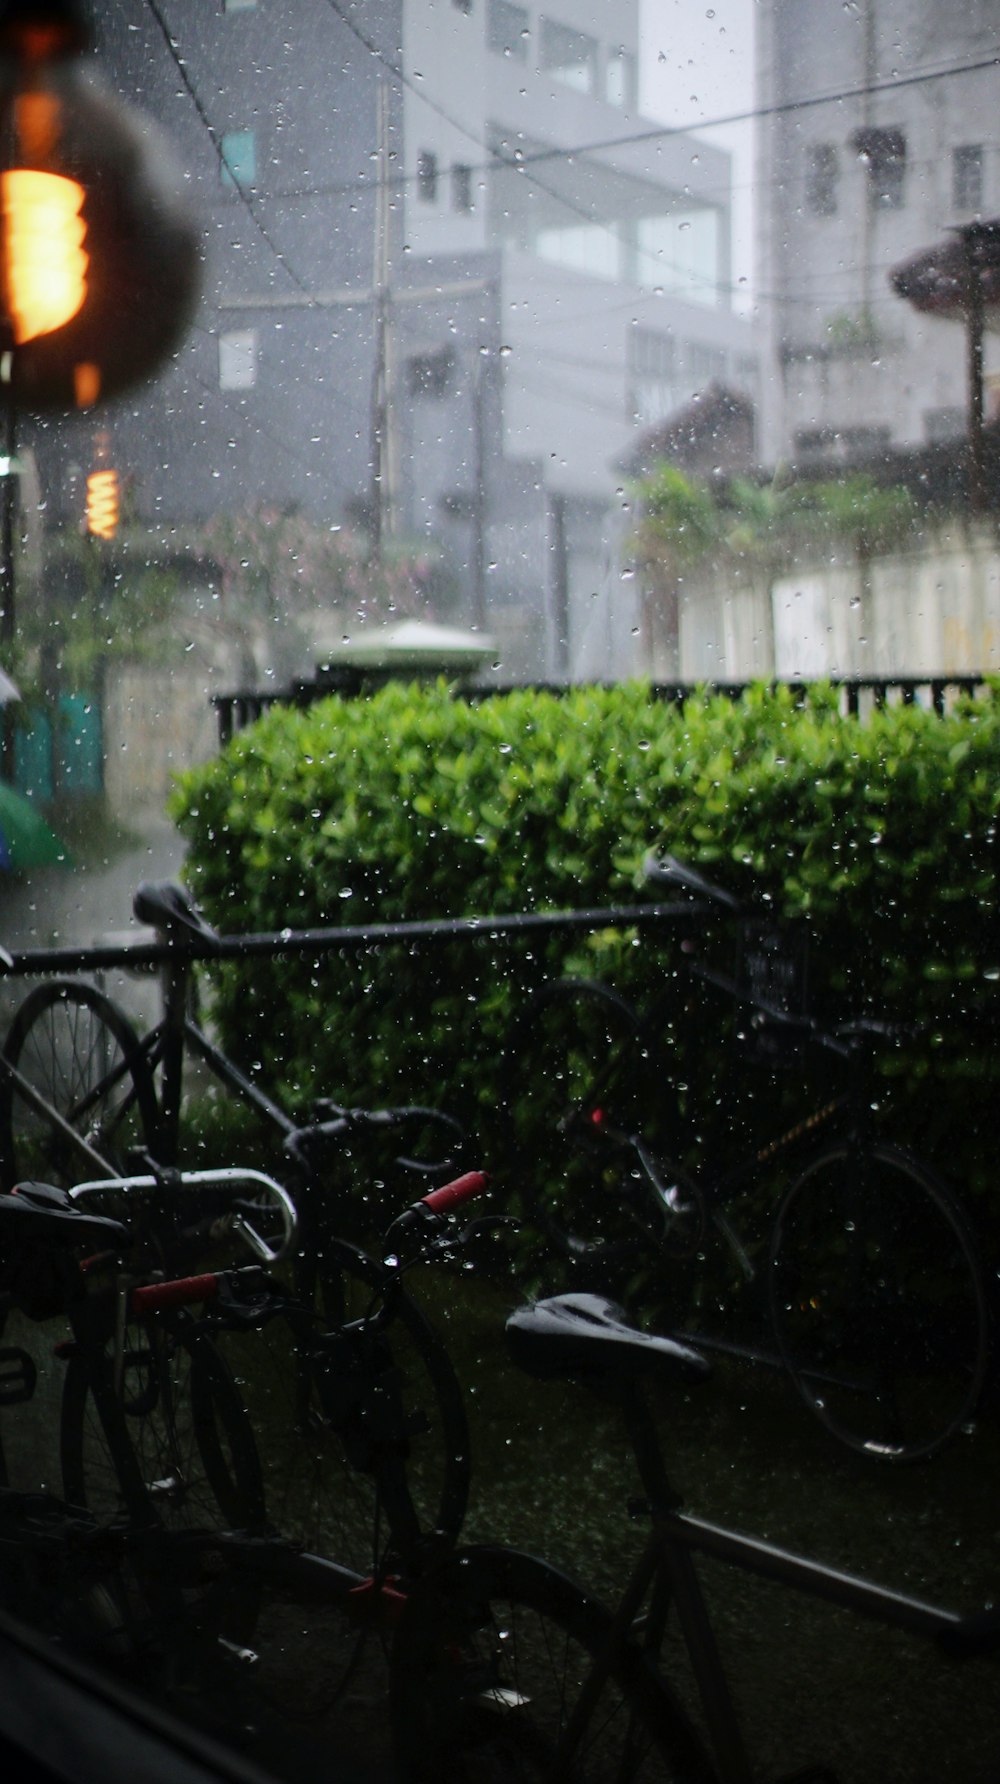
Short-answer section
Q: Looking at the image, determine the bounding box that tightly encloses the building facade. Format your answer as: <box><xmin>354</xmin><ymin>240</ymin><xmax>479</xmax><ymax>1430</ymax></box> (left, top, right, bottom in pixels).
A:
<box><xmin>756</xmin><ymin>0</ymin><xmax>1000</xmax><ymax>468</ymax></box>
<box><xmin>25</xmin><ymin>0</ymin><xmax>759</xmax><ymax>683</ymax></box>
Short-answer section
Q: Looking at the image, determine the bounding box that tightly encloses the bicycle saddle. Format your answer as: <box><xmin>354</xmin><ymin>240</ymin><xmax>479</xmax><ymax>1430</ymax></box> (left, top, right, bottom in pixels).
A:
<box><xmin>133</xmin><ymin>880</ymin><xmax>221</xmax><ymax>944</ymax></box>
<box><xmin>0</xmin><ymin>1183</ymin><xmax>128</xmax><ymax>1250</ymax></box>
<box><xmin>506</xmin><ymin>1294</ymin><xmax>710</xmax><ymax>1387</ymax></box>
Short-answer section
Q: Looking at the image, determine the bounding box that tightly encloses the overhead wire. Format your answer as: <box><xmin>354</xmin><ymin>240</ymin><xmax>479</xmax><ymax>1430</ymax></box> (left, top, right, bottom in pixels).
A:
<box><xmin>146</xmin><ymin>0</ymin><xmax>993</xmax><ymax>313</ymax></box>
<box><xmin>144</xmin><ymin>0</ymin><xmax>324</xmax><ymax>301</ymax></box>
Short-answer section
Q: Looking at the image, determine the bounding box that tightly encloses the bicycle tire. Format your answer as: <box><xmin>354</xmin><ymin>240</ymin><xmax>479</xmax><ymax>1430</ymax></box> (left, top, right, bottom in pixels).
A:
<box><xmin>57</xmin><ymin>1324</ymin><xmax>266</xmax><ymax>1695</ymax></box>
<box><xmin>768</xmin><ymin>1141</ymin><xmax>990</xmax><ymax>1461</ymax></box>
<box><xmin>501</xmin><ymin>979</ymin><xmax>697</xmax><ymax>1268</ymax></box>
<box><xmin>0</xmin><ymin>980</ymin><xmax>159</xmax><ymax>1189</ymax></box>
<box><xmin>390</xmin><ymin>1543</ymin><xmax>718</xmax><ymax>1783</ymax></box>
<box><xmin>60</xmin><ymin>1313</ymin><xmax>266</xmax><ymax>1534</ymax></box>
<box><xmin>213</xmin><ymin>1235</ymin><xmax>470</xmax><ymax>1577</ymax></box>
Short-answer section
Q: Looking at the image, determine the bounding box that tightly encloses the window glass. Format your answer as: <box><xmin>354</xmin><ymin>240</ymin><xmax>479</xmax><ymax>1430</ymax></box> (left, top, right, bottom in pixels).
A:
<box><xmin>219</xmin><ymin>328</ymin><xmax>258</xmax><ymax>389</ymax></box>
<box><xmin>535</xmin><ymin>220</ymin><xmax>621</xmax><ymax>279</ymax></box>
<box><xmin>605</xmin><ymin>45</ymin><xmax>637</xmax><ymax>109</ymax></box>
<box><xmin>853</xmin><ymin>124</ymin><xmax>906</xmax><ymax>209</ymax></box>
<box><xmin>488</xmin><ymin>0</ymin><xmax>529</xmax><ymax>58</ymax></box>
<box><xmin>220</xmin><ymin>128</ymin><xmax>256</xmax><ymax>189</ymax></box>
<box><xmin>407</xmin><ymin>348</ymin><xmax>456</xmax><ymax>397</ymax></box>
<box><xmin>633</xmin><ymin>209</ymin><xmax>721</xmax><ymax>303</ymax></box>
<box><xmin>417</xmin><ymin>149</ymin><xmax>439</xmax><ymax>202</ymax></box>
<box><xmin>953</xmin><ymin>143</ymin><xmax>983</xmax><ymax>211</ymax></box>
<box><xmin>539</xmin><ymin>18</ymin><xmax>598</xmax><ymax>94</ymax></box>
<box><xmin>806</xmin><ymin>142</ymin><xmax>839</xmax><ymax>216</ymax></box>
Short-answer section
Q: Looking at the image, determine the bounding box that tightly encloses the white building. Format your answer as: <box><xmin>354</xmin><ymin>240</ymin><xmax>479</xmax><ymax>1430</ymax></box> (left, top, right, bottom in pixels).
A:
<box><xmin>394</xmin><ymin>0</ymin><xmax>760</xmax><ymax>676</ymax></box>
<box><xmin>756</xmin><ymin>0</ymin><xmax>1000</xmax><ymax>467</ymax></box>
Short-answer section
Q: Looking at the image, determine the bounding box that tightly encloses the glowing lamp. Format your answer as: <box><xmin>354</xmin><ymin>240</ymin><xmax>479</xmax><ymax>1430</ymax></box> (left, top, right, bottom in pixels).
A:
<box><xmin>0</xmin><ymin>0</ymin><xmax>200</xmax><ymax>411</ymax></box>
<box><xmin>85</xmin><ymin>463</ymin><xmax>117</xmax><ymax>538</ymax></box>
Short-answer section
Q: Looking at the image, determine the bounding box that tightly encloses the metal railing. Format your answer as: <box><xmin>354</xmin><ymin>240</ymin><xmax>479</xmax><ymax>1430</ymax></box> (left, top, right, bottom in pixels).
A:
<box><xmin>211</xmin><ymin>673</ymin><xmax>995</xmax><ymax>747</ymax></box>
<box><xmin>0</xmin><ymin>898</ymin><xmax>697</xmax><ymax>982</ymax></box>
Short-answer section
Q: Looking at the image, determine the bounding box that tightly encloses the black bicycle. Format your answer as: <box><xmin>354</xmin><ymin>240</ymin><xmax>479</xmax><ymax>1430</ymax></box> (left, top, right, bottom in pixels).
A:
<box><xmin>0</xmin><ymin>1162</ymin><xmax>493</xmax><ymax>1778</ymax></box>
<box><xmin>499</xmin><ymin>853</ymin><xmax>990</xmax><ymax>1462</ymax></box>
<box><xmin>62</xmin><ymin>1164</ymin><xmax>489</xmax><ymax>1583</ymax></box>
<box><xmin>390</xmin><ymin>1291</ymin><xmax>1000</xmax><ymax>1784</ymax></box>
<box><xmin>0</xmin><ymin>880</ymin><xmax>467</xmax><ymax>1209</ymax></box>
<box><xmin>0</xmin><ymin>881</ymin><xmax>475</xmax><ymax>1568</ymax></box>
<box><xmin>0</xmin><ymin>1175</ymin><xmax>391</xmax><ymax>1769</ymax></box>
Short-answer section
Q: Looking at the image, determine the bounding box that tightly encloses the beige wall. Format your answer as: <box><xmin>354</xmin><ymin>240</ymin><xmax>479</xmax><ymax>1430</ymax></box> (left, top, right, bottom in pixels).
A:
<box><xmin>671</xmin><ymin>523</ymin><xmax>1000</xmax><ymax>683</ymax></box>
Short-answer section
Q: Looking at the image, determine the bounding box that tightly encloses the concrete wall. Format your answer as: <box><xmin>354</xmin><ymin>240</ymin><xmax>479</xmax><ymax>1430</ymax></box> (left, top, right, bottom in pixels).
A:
<box><xmin>672</xmin><ymin>522</ymin><xmax>1000</xmax><ymax>681</ymax></box>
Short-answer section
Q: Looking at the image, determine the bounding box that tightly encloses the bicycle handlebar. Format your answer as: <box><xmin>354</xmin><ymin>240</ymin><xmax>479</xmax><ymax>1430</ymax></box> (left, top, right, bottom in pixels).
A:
<box><xmin>284</xmin><ymin>1104</ymin><xmax>466</xmax><ymax>1178</ymax></box>
<box><xmin>383</xmin><ymin>1169</ymin><xmax>490</xmax><ymax>1244</ymax></box>
<box><xmin>124</xmin><ymin>1170</ymin><xmax>491</xmax><ymax>1320</ymax></box>
<box><xmin>68</xmin><ymin>1168</ymin><xmax>299</xmax><ymax>1267</ymax></box>
<box><xmin>643</xmin><ymin>852</ymin><xmax>743</xmax><ymax>912</ymax></box>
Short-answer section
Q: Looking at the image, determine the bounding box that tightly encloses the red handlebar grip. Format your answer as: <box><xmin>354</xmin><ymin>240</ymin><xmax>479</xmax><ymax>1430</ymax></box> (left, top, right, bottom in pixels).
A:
<box><xmin>421</xmin><ymin>1171</ymin><xmax>489</xmax><ymax>1216</ymax></box>
<box><xmin>130</xmin><ymin>1273</ymin><xmax>219</xmax><ymax>1314</ymax></box>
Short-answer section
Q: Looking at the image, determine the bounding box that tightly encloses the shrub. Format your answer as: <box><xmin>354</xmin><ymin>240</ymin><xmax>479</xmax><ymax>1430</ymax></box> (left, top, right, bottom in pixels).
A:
<box><xmin>170</xmin><ymin>680</ymin><xmax>1000</xmax><ymax>1230</ymax></box>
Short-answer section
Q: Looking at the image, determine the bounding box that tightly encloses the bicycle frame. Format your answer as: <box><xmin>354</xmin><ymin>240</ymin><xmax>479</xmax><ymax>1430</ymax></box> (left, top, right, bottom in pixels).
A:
<box><xmin>608</xmin><ymin>1382</ymin><xmax>964</xmax><ymax>1783</ymax></box>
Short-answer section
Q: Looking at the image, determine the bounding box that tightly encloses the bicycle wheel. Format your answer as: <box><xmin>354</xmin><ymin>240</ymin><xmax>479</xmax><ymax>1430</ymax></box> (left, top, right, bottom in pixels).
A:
<box><xmin>769</xmin><ymin>1142</ymin><xmax>990</xmax><ymax>1461</ymax></box>
<box><xmin>0</xmin><ymin>980</ymin><xmax>159</xmax><ymax>1189</ymax></box>
<box><xmin>214</xmin><ymin>1236</ymin><xmax>470</xmax><ymax>1577</ymax></box>
<box><xmin>390</xmin><ymin>1544</ymin><xmax>717</xmax><ymax>1783</ymax></box>
<box><xmin>58</xmin><ymin>1324</ymin><xmax>265</xmax><ymax>1691</ymax></box>
<box><xmin>501</xmin><ymin>979</ymin><xmax>699</xmax><ymax>1268</ymax></box>
<box><xmin>60</xmin><ymin>1313</ymin><xmax>266</xmax><ymax>1532</ymax></box>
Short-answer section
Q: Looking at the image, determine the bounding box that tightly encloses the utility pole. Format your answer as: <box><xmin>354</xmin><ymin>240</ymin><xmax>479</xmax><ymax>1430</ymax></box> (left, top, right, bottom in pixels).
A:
<box><xmin>0</xmin><ymin>405</ymin><xmax>15</xmax><ymax>778</ymax></box>
<box><xmin>470</xmin><ymin>353</ymin><xmax>488</xmax><ymax>630</ymax></box>
<box><xmin>369</xmin><ymin>76</ymin><xmax>395</xmax><ymax>561</ymax></box>
<box><xmin>963</xmin><ymin>222</ymin><xmax>989</xmax><ymax>515</ymax></box>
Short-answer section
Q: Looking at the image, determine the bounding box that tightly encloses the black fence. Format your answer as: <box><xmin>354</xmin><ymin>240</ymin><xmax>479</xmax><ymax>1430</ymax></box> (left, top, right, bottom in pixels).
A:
<box><xmin>211</xmin><ymin>673</ymin><xmax>993</xmax><ymax>748</ymax></box>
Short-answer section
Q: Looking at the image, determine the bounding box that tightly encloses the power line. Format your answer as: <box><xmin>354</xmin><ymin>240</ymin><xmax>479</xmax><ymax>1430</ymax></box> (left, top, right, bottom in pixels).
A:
<box><xmin>141</xmin><ymin>7</ymin><xmax>995</xmax><ymax>323</ymax></box>
<box><xmin>144</xmin><ymin>0</ymin><xmax>320</xmax><ymax>301</ymax></box>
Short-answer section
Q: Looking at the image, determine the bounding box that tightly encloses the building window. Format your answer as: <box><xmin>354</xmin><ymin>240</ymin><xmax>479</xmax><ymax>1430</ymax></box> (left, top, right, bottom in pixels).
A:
<box><xmin>953</xmin><ymin>144</ymin><xmax>983</xmax><ymax>213</ymax></box>
<box><xmin>536</xmin><ymin>221</ymin><xmax>621</xmax><ymax>280</ymax></box>
<box><xmin>806</xmin><ymin>143</ymin><xmax>839</xmax><ymax>216</ymax></box>
<box><xmin>605</xmin><ymin>46</ymin><xmax>636</xmax><ymax>109</ymax></box>
<box><xmin>452</xmin><ymin>163</ymin><xmax>473</xmax><ymax>212</ymax></box>
<box><xmin>220</xmin><ymin>129</ymin><xmax>256</xmax><ymax>190</ymax></box>
<box><xmin>686</xmin><ymin>340</ymin><xmax>727</xmax><ymax>386</ymax></box>
<box><xmin>626</xmin><ymin>325</ymin><xmax>682</xmax><ymax>425</ymax></box>
<box><xmin>488</xmin><ymin>0</ymin><xmax>528</xmax><ymax>59</ymax></box>
<box><xmin>417</xmin><ymin>150</ymin><xmax>439</xmax><ymax>203</ymax></box>
<box><xmin>407</xmin><ymin>348</ymin><xmax>455</xmax><ymax>399</ymax></box>
<box><xmin>219</xmin><ymin>329</ymin><xmax>257</xmax><ymax>390</ymax></box>
<box><xmin>853</xmin><ymin>126</ymin><xmax>906</xmax><ymax>210</ymax></box>
<box><xmin>539</xmin><ymin>18</ymin><xmax>598</xmax><ymax>96</ymax></box>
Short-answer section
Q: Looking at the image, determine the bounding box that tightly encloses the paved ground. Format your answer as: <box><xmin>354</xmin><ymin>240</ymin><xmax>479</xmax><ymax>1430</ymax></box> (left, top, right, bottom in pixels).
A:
<box><xmin>0</xmin><ymin>810</ymin><xmax>186</xmax><ymax>1030</ymax></box>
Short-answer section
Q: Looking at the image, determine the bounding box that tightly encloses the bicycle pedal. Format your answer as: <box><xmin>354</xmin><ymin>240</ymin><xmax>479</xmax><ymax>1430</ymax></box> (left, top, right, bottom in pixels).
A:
<box><xmin>0</xmin><ymin>1346</ymin><xmax>36</xmax><ymax>1405</ymax></box>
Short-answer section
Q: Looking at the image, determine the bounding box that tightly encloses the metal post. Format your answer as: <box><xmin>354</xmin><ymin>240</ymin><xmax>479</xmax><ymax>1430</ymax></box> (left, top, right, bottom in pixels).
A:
<box><xmin>1</xmin><ymin>403</ymin><xmax>16</xmax><ymax>778</ymax></box>
<box><xmin>965</xmin><ymin>225</ymin><xmax>987</xmax><ymax>514</ymax></box>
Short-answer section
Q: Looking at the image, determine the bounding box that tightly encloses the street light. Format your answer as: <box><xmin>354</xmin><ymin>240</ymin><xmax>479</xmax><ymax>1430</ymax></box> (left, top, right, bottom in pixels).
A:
<box><xmin>0</xmin><ymin>0</ymin><xmax>200</xmax><ymax>409</ymax></box>
<box><xmin>0</xmin><ymin>0</ymin><xmax>201</xmax><ymax>767</ymax></box>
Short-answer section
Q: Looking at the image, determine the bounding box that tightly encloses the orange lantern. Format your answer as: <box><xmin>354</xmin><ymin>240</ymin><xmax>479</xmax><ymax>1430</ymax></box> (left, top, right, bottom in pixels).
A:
<box><xmin>0</xmin><ymin>0</ymin><xmax>200</xmax><ymax>411</ymax></box>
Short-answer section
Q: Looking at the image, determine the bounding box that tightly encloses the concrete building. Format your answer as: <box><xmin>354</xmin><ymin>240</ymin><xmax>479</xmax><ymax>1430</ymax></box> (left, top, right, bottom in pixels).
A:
<box><xmin>23</xmin><ymin>0</ymin><xmax>759</xmax><ymax>684</ymax></box>
<box><xmin>756</xmin><ymin>0</ymin><xmax>1000</xmax><ymax>468</ymax></box>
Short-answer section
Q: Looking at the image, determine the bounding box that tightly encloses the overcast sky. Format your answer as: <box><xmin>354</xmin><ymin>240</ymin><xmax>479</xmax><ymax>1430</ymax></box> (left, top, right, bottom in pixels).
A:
<box><xmin>639</xmin><ymin>0</ymin><xmax>756</xmax><ymax>307</ymax></box>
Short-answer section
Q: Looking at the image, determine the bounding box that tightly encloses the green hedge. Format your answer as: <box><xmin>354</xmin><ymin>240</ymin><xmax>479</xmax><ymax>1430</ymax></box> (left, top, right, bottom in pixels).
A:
<box><xmin>170</xmin><ymin>680</ymin><xmax>1000</xmax><ymax>1233</ymax></box>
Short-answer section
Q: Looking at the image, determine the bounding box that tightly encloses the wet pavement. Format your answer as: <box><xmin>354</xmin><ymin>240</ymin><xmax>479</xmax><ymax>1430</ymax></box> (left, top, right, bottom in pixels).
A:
<box><xmin>0</xmin><ymin>811</ymin><xmax>186</xmax><ymax>1031</ymax></box>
